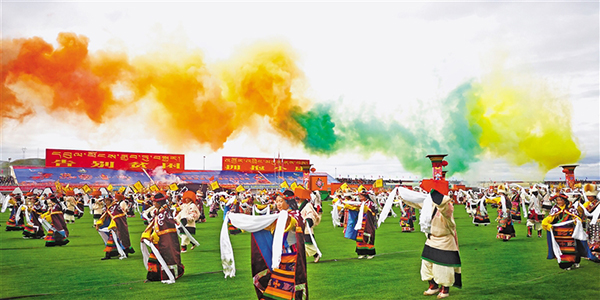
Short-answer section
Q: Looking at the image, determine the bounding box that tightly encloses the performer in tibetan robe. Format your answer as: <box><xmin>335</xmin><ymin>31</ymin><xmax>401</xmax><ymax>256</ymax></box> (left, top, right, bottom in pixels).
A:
<box><xmin>96</xmin><ymin>196</ymin><xmax>135</xmax><ymax>260</ymax></box>
<box><xmin>220</xmin><ymin>189</ymin><xmax>309</xmax><ymax>299</ymax></box>
<box><xmin>141</xmin><ymin>192</ymin><xmax>184</xmax><ymax>283</ymax></box>
<box><xmin>542</xmin><ymin>193</ymin><xmax>586</xmax><ymax>270</ymax></box>
<box><xmin>42</xmin><ymin>195</ymin><xmax>70</xmax><ymax>247</ymax></box>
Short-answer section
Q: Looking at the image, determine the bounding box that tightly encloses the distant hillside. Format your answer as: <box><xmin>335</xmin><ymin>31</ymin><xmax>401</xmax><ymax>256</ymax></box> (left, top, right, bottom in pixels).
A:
<box><xmin>1</xmin><ymin>158</ymin><xmax>45</xmax><ymax>176</ymax></box>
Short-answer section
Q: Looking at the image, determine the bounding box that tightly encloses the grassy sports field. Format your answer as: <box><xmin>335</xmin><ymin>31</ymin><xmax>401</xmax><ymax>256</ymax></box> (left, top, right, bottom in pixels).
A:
<box><xmin>1</xmin><ymin>203</ymin><xmax>598</xmax><ymax>300</ymax></box>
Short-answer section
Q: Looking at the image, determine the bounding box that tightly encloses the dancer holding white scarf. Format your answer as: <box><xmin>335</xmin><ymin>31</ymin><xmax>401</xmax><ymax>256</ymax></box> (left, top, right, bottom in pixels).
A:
<box><xmin>175</xmin><ymin>191</ymin><xmax>201</xmax><ymax>253</ymax></box>
<box><xmin>400</xmin><ymin>181</ymin><xmax>462</xmax><ymax>299</ymax></box>
<box><xmin>141</xmin><ymin>192</ymin><xmax>184</xmax><ymax>283</ymax></box>
<box><xmin>96</xmin><ymin>195</ymin><xmax>135</xmax><ymax>260</ymax></box>
<box><xmin>542</xmin><ymin>193</ymin><xmax>586</xmax><ymax>270</ymax></box>
<box><xmin>524</xmin><ymin>187</ymin><xmax>544</xmax><ymax>238</ymax></box>
<box><xmin>343</xmin><ymin>190</ymin><xmax>378</xmax><ymax>259</ymax></box>
<box><xmin>582</xmin><ymin>184</ymin><xmax>600</xmax><ymax>262</ymax></box>
<box><xmin>220</xmin><ymin>189</ymin><xmax>309</xmax><ymax>299</ymax></box>
<box><xmin>472</xmin><ymin>192</ymin><xmax>490</xmax><ymax>226</ymax></box>
<box><xmin>486</xmin><ymin>185</ymin><xmax>516</xmax><ymax>241</ymax></box>
<box><xmin>296</xmin><ymin>189</ymin><xmax>322</xmax><ymax>263</ymax></box>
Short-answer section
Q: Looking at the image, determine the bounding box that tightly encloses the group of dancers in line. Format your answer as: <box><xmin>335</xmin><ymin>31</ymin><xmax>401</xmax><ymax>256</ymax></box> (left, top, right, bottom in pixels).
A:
<box><xmin>456</xmin><ymin>182</ymin><xmax>600</xmax><ymax>268</ymax></box>
<box><xmin>2</xmin><ymin>181</ymin><xmax>599</xmax><ymax>298</ymax></box>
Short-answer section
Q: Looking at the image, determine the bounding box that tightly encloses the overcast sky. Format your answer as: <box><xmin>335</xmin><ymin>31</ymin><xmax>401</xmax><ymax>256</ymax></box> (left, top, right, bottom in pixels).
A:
<box><xmin>1</xmin><ymin>1</ymin><xmax>598</xmax><ymax>182</ymax></box>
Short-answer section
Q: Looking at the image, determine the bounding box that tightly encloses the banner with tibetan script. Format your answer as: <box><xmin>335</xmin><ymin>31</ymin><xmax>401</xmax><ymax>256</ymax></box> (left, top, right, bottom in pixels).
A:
<box><xmin>222</xmin><ymin>156</ymin><xmax>309</xmax><ymax>173</ymax></box>
<box><xmin>46</xmin><ymin>149</ymin><xmax>184</xmax><ymax>172</ymax></box>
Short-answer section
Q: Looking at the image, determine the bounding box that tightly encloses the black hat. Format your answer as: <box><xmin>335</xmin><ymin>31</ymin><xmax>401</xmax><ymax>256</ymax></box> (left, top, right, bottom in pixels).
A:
<box><xmin>153</xmin><ymin>192</ymin><xmax>167</xmax><ymax>202</ymax></box>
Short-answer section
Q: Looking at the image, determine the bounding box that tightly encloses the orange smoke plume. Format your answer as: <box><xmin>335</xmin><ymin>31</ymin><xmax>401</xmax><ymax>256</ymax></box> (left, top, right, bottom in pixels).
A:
<box><xmin>1</xmin><ymin>38</ymin><xmax>33</xmax><ymax>122</ymax></box>
<box><xmin>2</xmin><ymin>33</ymin><xmax>311</xmax><ymax>151</ymax></box>
<box><xmin>1</xmin><ymin>32</ymin><xmax>130</xmax><ymax>123</ymax></box>
<box><xmin>221</xmin><ymin>42</ymin><xmax>308</xmax><ymax>144</ymax></box>
<box><xmin>129</xmin><ymin>42</ymin><xmax>309</xmax><ymax>150</ymax></box>
<box><xmin>130</xmin><ymin>48</ymin><xmax>235</xmax><ymax>150</ymax></box>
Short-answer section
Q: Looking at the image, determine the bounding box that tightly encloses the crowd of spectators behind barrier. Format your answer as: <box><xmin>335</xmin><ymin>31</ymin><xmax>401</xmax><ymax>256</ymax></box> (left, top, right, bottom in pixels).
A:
<box><xmin>0</xmin><ymin>176</ymin><xmax>17</xmax><ymax>186</ymax></box>
<box><xmin>335</xmin><ymin>178</ymin><xmax>403</xmax><ymax>185</ymax></box>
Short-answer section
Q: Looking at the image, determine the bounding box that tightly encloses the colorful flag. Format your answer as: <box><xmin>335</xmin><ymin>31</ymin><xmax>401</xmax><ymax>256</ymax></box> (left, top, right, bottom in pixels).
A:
<box><xmin>134</xmin><ymin>181</ymin><xmax>144</xmax><ymax>193</ymax></box>
<box><xmin>118</xmin><ymin>186</ymin><xmax>126</xmax><ymax>193</ymax></box>
<box><xmin>374</xmin><ymin>178</ymin><xmax>383</xmax><ymax>188</ymax></box>
<box><xmin>54</xmin><ymin>180</ymin><xmax>62</xmax><ymax>193</ymax></box>
<box><xmin>357</xmin><ymin>185</ymin><xmax>365</xmax><ymax>192</ymax></box>
<box><xmin>211</xmin><ymin>181</ymin><xmax>220</xmax><ymax>190</ymax></box>
<box><xmin>82</xmin><ymin>184</ymin><xmax>92</xmax><ymax>194</ymax></box>
<box><xmin>107</xmin><ymin>184</ymin><xmax>114</xmax><ymax>192</ymax></box>
<box><xmin>150</xmin><ymin>184</ymin><xmax>159</xmax><ymax>192</ymax></box>
<box><xmin>279</xmin><ymin>181</ymin><xmax>289</xmax><ymax>189</ymax></box>
<box><xmin>290</xmin><ymin>181</ymin><xmax>298</xmax><ymax>190</ymax></box>
<box><xmin>169</xmin><ymin>183</ymin><xmax>179</xmax><ymax>191</ymax></box>
<box><xmin>340</xmin><ymin>182</ymin><xmax>348</xmax><ymax>191</ymax></box>
<box><xmin>236</xmin><ymin>185</ymin><xmax>246</xmax><ymax>193</ymax></box>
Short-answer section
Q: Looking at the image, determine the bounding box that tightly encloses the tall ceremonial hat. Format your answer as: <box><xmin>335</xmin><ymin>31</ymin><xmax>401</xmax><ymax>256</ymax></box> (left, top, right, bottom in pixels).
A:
<box><xmin>584</xmin><ymin>183</ymin><xmax>598</xmax><ymax>197</ymax></box>
<box><xmin>182</xmin><ymin>190</ymin><xmax>196</xmax><ymax>203</ymax></box>
<box><xmin>91</xmin><ymin>190</ymin><xmax>102</xmax><ymax>197</ymax></box>
<box><xmin>420</xmin><ymin>179</ymin><xmax>450</xmax><ymax>195</ymax></box>
<box><xmin>66</xmin><ymin>190</ymin><xmax>75</xmax><ymax>196</ymax></box>
<box><xmin>115</xmin><ymin>193</ymin><xmax>125</xmax><ymax>201</ymax></box>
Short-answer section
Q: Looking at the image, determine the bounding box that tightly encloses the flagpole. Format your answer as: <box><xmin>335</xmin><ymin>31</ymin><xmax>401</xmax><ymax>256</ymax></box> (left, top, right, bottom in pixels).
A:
<box><xmin>257</xmin><ymin>170</ymin><xmax>270</xmax><ymax>184</ymax></box>
<box><xmin>142</xmin><ymin>168</ymin><xmax>157</xmax><ymax>186</ymax></box>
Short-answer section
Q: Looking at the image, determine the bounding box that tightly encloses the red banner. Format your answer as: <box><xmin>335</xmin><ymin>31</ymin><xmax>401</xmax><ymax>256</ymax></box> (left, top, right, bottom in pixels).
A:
<box><xmin>222</xmin><ymin>156</ymin><xmax>310</xmax><ymax>173</ymax></box>
<box><xmin>45</xmin><ymin>149</ymin><xmax>185</xmax><ymax>172</ymax></box>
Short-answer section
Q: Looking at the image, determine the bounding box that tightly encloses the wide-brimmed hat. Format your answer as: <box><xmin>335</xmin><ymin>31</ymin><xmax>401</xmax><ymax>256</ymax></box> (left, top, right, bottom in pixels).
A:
<box><xmin>182</xmin><ymin>191</ymin><xmax>196</xmax><ymax>202</ymax></box>
<box><xmin>497</xmin><ymin>185</ymin><xmax>507</xmax><ymax>194</ymax></box>
<box><xmin>584</xmin><ymin>183</ymin><xmax>598</xmax><ymax>197</ymax></box>
<box><xmin>153</xmin><ymin>192</ymin><xmax>167</xmax><ymax>202</ymax></box>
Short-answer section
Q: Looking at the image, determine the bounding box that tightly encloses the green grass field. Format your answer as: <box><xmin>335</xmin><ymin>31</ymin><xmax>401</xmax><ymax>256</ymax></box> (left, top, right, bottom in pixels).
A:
<box><xmin>1</xmin><ymin>203</ymin><xmax>598</xmax><ymax>300</ymax></box>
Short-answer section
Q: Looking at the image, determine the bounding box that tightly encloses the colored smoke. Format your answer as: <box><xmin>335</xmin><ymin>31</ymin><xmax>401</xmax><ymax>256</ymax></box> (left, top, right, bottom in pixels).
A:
<box><xmin>291</xmin><ymin>103</ymin><xmax>339</xmax><ymax>154</ymax></box>
<box><xmin>1</xmin><ymin>33</ymin><xmax>129</xmax><ymax>123</ymax></box>
<box><xmin>1</xmin><ymin>32</ymin><xmax>582</xmax><ymax>176</ymax></box>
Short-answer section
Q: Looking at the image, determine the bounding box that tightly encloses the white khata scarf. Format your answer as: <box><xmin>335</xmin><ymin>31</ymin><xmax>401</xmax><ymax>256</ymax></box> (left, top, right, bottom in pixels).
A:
<box><xmin>354</xmin><ymin>202</ymin><xmax>366</xmax><ymax>230</ymax></box>
<box><xmin>500</xmin><ymin>194</ymin><xmax>508</xmax><ymax>218</ymax></box>
<box><xmin>378</xmin><ymin>187</ymin><xmax>399</xmax><ymax>227</ymax></box>
<box><xmin>549</xmin><ymin>220</ymin><xmax>587</xmax><ymax>263</ymax></box>
<box><xmin>397</xmin><ymin>187</ymin><xmax>434</xmax><ymax>234</ymax></box>
<box><xmin>252</xmin><ymin>204</ymin><xmax>271</xmax><ymax>215</ymax></box>
<box><xmin>331</xmin><ymin>200</ymin><xmax>343</xmax><ymax>227</ymax></box>
<box><xmin>574</xmin><ymin>200</ymin><xmax>600</xmax><ymax>224</ymax></box>
<box><xmin>519</xmin><ymin>190</ymin><xmax>528</xmax><ymax>219</ymax></box>
<box><xmin>478</xmin><ymin>197</ymin><xmax>487</xmax><ymax>215</ymax></box>
<box><xmin>99</xmin><ymin>228</ymin><xmax>127</xmax><ymax>259</ymax></box>
<box><xmin>141</xmin><ymin>239</ymin><xmax>175</xmax><ymax>284</ymax></box>
<box><xmin>220</xmin><ymin>211</ymin><xmax>288</xmax><ymax>278</ymax></box>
